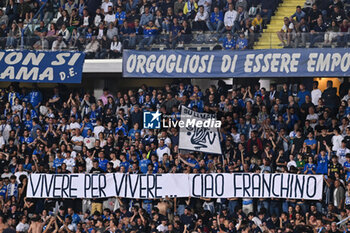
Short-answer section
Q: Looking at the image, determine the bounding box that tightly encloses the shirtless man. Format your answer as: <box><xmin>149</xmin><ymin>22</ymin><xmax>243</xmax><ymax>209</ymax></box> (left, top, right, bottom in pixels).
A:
<box><xmin>157</xmin><ymin>196</ymin><xmax>173</xmax><ymax>220</ymax></box>
<box><xmin>0</xmin><ymin>216</ymin><xmax>7</xmax><ymax>233</ymax></box>
<box><xmin>28</xmin><ymin>215</ymin><xmax>45</xmax><ymax>233</ymax></box>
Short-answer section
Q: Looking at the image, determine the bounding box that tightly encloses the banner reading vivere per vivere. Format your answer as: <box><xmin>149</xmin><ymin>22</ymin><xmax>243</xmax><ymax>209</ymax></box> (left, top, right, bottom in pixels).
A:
<box><xmin>0</xmin><ymin>50</ymin><xmax>85</xmax><ymax>83</ymax></box>
<box><xmin>27</xmin><ymin>173</ymin><xmax>323</xmax><ymax>200</ymax></box>
<box><xmin>122</xmin><ymin>48</ymin><xmax>350</xmax><ymax>78</ymax></box>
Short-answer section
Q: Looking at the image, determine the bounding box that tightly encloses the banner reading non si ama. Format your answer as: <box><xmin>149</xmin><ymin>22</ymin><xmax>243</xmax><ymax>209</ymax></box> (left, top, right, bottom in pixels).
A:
<box><xmin>0</xmin><ymin>50</ymin><xmax>85</xmax><ymax>83</ymax></box>
<box><xmin>27</xmin><ymin>173</ymin><xmax>323</xmax><ymax>200</ymax></box>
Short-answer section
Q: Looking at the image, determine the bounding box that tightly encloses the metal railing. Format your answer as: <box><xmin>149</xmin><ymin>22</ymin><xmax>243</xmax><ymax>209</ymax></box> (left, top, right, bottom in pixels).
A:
<box><xmin>1</xmin><ymin>32</ymin><xmax>349</xmax><ymax>57</ymax></box>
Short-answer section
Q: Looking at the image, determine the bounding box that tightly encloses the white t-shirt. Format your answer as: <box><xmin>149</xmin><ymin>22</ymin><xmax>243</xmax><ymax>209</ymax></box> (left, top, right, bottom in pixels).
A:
<box><xmin>0</xmin><ymin>136</ymin><xmax>5</xmax><ymax>149</ymax></box>
<box><xmin>156</xmin><ymin>225</ymin><xmax>168</xmax><ymax>233</ymax></box>
<box><xmin>231</xmin><ymin>133</ymin><xmax>240</xmax><ymax>143</ymax></box>
<box><xmin>63</xmin><ymin>157</ymin><xmax>75</xmax><ymax>172</ymax></box>
<box><xmin>311</xmin><ymin>89</ymin><xmax>322</xmax><ymax>106</ymax></box>
<box><xmin>282</xmin><ymin>22</ymin><xmax>294</xmax><ymax>32</ymax></box>
<box><xmin>111</xmin><ymin>159</ymin><xmax>121</xmax><ymax>168</ymax></box>
<box><xmin>337</xmin><ymin>147</ymin><xmax>350</xmax><ymax>165</ymax></box>
<box><xmin>158</xmin><ymin>137</ymin><xmax>172</xmax><ymax>147</ymax></box>
<box><xmin>71</xmin><ymin>135</ymin><xmax>84</xmax><ymax>151</ymax></box>
<box><xmin>59</xmin><ymin>124</ymin><xmax>70</xmax><ymax>132</ymax></box>
<box><xmin>86</xmin><ymin>157</ymin><xmax>93</xmax><ymax>172</ymax></box>
<box><xmin>306</xmin><ymin>113</ymin><xmax>318</xmax><ymax>128</ymax></box>
<box><xmin>84</xmin><ymin>137</ymin><xmax>96</xmax><ymax>149</ymax></box>
<box><xmin>332</xmin><ymin>135</ymin><xmax>344</xmax><ymax>151</ymax></box>
<box><xmin>94</xmin><ymin>14</ymin><xmax>102</xmax><ymax>27</ymax></box>
<box><xmin>93</xmin><ymin>125</ymin><xmax>105</xmax><ymax>138</ymax></box>
<box><xmin>101</xmin><ymin>1</ymin><xmax>113</xmax><ymax>13</ymax></box>
<box><xmin>0</xmin><ymin>124</ymin><xmax>12</xmax><ymax>142</ymax></box>
<box><xmin>287</xmin><ymin>160</ymin><xmax>297</xmax><ymax>171</ymax></box>
<box><xmin>70</xmin><ymin>122</ymin><xmax>80</xmax><ymax>130</ymax></box>
<box><xmin>16</xmin><ymin>222</ymin><xmax>29</xmax><ymax>233</ymax></box>
<box><xmin>156</xmin><ymin>146</ymin><xmax>171</xmax><ymax>162</ymax></box>
<box><xmin>224</xmin><ymin>10</ymin><xmax>237</xmax><ymax>26</ymax></box>
<box><xmin>104</xmin><ymin>13</ymin><xmax>115</xmax><ymax>24</ymax></box>
<box><xmin>14</xmin><ymin>171</ymin><xmax>28</xmax><ymax>183</ymax></box>
<box><xmin>1</xmin><ymin>172</ymin><xmax>12</xmax><ymax>179</ymax></box>
<box><xmin>194</xmin><ymin>11</ymin><xmax>209</xmax><ymax>21</ymax></box>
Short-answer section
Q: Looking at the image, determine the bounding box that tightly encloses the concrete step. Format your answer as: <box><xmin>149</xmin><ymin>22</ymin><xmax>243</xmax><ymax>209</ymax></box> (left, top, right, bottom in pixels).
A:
<box><xmin>253</xmin><ymin>0</ymin><xmax>307</xmax><ymax>49</ymax></box>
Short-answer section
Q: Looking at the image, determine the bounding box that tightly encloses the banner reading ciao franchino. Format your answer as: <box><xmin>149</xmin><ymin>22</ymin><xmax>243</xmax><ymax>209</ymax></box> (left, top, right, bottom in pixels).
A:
<box><xmin>27</xmin><ymin>173</ymin><xmax>323</xmax><ymax>200</ymax></box>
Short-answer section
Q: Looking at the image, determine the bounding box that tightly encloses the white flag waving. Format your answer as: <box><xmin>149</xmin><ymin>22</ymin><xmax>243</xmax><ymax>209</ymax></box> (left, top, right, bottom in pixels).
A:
<box><xmin>178</xmin><ymin>106</ymin><xmax>222</xmax><ymax>154</ymax></box>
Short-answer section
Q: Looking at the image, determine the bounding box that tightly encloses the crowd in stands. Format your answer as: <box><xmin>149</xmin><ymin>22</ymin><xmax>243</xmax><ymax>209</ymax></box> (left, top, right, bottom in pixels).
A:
<box><xmin>0</xmin><ymin>79</ymin><xmax>349</xmax><ymax>232</ymax></box>
<box><xmin>278</xmin><ymin>0</ymin><xmax>350</xmax><ymax>48</ymax></box>
<box><xmin>0</xmin><ymin>0</ymin><xmax>281</xmax><ymax>53</ymax></box>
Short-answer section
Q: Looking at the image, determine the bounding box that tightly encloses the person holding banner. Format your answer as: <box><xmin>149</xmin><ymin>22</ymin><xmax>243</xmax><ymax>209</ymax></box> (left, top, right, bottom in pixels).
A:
<box><xmin>2</xmin><ymin>80</ymin><xmax>350</xmax><ymax>233</ymax></box>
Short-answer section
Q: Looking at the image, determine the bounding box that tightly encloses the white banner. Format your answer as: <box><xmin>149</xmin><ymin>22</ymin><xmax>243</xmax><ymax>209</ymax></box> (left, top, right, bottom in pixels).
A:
<box><xmin>178</xmin><ymin>106</ymin><xmax>222</xmax><ymax>154</ymax></box>
<box><xmin>27</xmin><ymin>173</ymin><xmax>323</xmax><ymax>200</ymax></box>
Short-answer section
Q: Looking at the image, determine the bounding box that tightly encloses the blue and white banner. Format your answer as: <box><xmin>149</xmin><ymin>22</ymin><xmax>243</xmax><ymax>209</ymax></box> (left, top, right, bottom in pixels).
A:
<box><xmin>123</xmin><ymin>48</ymin><xmax>350</xmax><ymax>78</ymax></box>
<box><xmin>27</xmin><ymin>173</ymin><xmax>323</xmax><ymax>199</ymax></box>
<box><xmin>0</xmin><ymin>50</ymin><xmax>85</xmax><ymax>83</ymax></box>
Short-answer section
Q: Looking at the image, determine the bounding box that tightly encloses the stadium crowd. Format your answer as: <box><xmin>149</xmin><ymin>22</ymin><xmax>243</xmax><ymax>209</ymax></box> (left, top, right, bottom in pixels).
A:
<box><xmin>0</xmin><ymin>80</ymin><xmax>349</xmax><ymax>233</ymax></box>
<box><xmin>278</xmin><ymin>0</ymin><xmax>350</xmax><ymax>48</ymax></box>
<box><xmin>0</xmin><ymin>0</ymin><xmax>281</xmax><ymax>53</ymax></box>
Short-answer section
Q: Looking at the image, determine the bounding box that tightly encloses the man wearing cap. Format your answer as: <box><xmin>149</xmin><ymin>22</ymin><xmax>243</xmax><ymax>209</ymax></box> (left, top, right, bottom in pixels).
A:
<box><xmin>138</xmin><ymin>89</ymin><xmax>145</xmax><ymax>105</ymax></box>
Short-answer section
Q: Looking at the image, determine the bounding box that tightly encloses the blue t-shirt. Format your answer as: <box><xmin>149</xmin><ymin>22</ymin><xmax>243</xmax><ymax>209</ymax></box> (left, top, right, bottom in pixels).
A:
<box><xmin>210</xmin><ymin>11</ymin><xmax>223</xmax><ymax>24</ymax></box>
<box><xmin>89</xmin><ymin>110</ymin><xmax>100</xmax><ymax>125</ymax></box>
<box><xmin>115</xmin><ymin>11</ymin><xmax>126</xmax><ymax>25</ymax></box>
<box><xmin>283</xmin><ymin>113</ymin><xmax>299</xmax><ymax>130</ymax></box>
<box><xmin>304</xmin><ymin>163</ymin><xmax>316</xmax><ymax>174</ymax></box>
<box><xmin>120</xmin><ymin>161</ymin><xmax>130</xmax><ymax>171</ymax></box>
<box><xmin>53</xmin><ymin>158</ymin><xmax>64</xmax><ymax>169</ymax></box>
<box><xmin>344</xmin><ymin>161</ymin><xmax>350</xmax><ymax>180</ymax></box>
<box><xmin>115</xmin><ymin>126</ymin><xmax>127</xmax><ymax>136</ymax></box>
<box><xmin>236</xmin><ymin>38</ymin><xmax>248</xmax><ymax>50</ymax></box>
<box><xmin>81</xmin><ymin>122</ymin><xmax>94</xmax><ymax>137</ymax></box>
<box><xmin>297</xmin><ymin>90</ymin><xmax>311</xmax><ymax>106</ymax></box>
<box><xmin>23</xmin><ymin>163</ymin><xmax>32</xmax><ymax>171</ymax></box>
<box><xmin>316</xmin><ymin>154</ymin><xmax>328</xmax><ymax>174</ymax></box>
<box><xmin>139</xmin><ymin>159</ymin><xmax>151</xmax><ymax>174</ymax></box>
<box><xmin>187</xmin><ymin>158</ymin><xmax>200</xmax><ymax>169</ymax></box>
<box><xmin>23</xmin><ymin>120</ymin><xmax>33</xmax><ymax>131</ymax></box>
<box><xmin>304</xmin><ymin>138</ymin><xmax>317</xmax><ymax>153</ymax></box>
<box><xmin>128</xmin><ymin>129</ymin><xmax>140</xmax><ymax>140</ymax></box>
<box><xmin>65</xmin><ymin>213</ymin><xmax>81</xmax><ymax>224</ymax></box>
<box><xmin>98</xmin><ymin>158</ymin><xmax>108</xmax><ymax>171</ymax></box>
<box><xmin>0</xmin><ymin>185</ymin><xmax>6</xmax><ymax>199</ymax></box>
<box><xmin>223</xmin><ymin>38</ymin><xmax>235</xmax><ymax>50</ymax></box>
<box><xmin>19</xmin><ymin>136</ymin><xmax>34</xmax><ymax>144</ymax></box>
<box><xmin>153</xmin><ymin>161</ymin><xmax>159</xmax><ymax>173</ymax></box>
<box><xmin>29</xmin><ymin>91</ymin><xmax>43</xmax><ymax>108</ymax></box>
